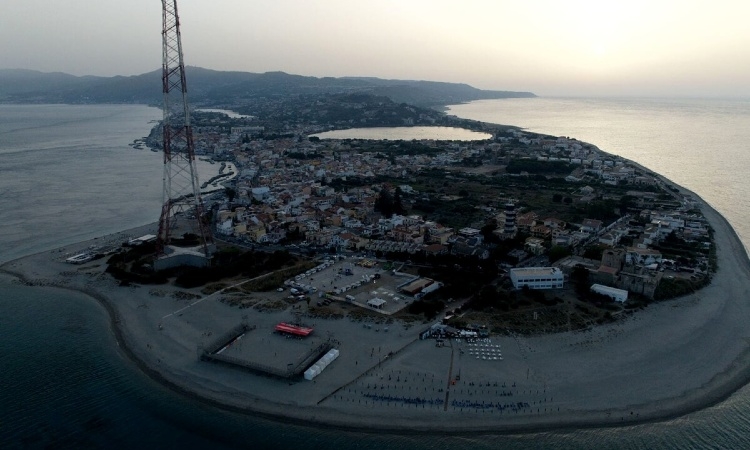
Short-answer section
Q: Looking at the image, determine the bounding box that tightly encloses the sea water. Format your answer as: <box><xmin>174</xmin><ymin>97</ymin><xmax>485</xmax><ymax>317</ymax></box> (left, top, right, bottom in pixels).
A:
<box><xmin>2</xmin><ymin>102</ymin><xmax>750</xmax><ymax>449</ymax></box>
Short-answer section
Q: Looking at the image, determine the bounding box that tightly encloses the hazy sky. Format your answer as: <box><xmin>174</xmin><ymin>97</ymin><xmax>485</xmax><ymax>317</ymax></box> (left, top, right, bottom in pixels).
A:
<box><xmin>3</xmin><ymin>0</ymin><xmax>750</xmax><ymax>97</ymax></box>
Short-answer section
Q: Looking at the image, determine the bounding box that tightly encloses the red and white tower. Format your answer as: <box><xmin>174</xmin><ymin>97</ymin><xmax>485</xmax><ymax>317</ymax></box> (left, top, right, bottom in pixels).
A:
<box><xmin>156</xmin><ymin>0</ymin><xmax>212</xmax><ymax>258</ymax></box>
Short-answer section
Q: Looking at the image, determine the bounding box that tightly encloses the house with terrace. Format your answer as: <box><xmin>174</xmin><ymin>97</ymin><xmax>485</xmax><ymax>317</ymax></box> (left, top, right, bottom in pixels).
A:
<box><xmin>626</xmin><ymin>247</ymin><xmax>663</xmax><ymax>266</ymax></box>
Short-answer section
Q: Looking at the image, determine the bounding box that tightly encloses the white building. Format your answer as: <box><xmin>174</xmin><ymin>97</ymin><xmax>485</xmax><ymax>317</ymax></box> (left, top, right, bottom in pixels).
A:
<box><xmin>626</xmin><ymin>247</ymin><xmax>663</xmax><ymax>265</ymax></box>
<box><xmin>591</xmin><ymin>284</ymin><xmax>629</xmax><ymax>302</ymax></box>
<box><xmin>367</xmin><ymin>298</ymin><xmax>387</xmax><ymax>309</ymax></box>
<box><xmin>128</xmin><ymin>234</ymin><xmax>157</xmax><ymax>246</ymax></box>
<box><xmin>509</xmin><ymin>267</ymin><xmax>564</xmax><ymax>290</ymax></box>
<box><xmin>458</xmin><ymin>227</ymin><xmax>481</xmax><ymax>237</ymax></box>
<box><xmin>251</xmin><ymin>187</ymin><xmax>271</xmax><ymax>201</ymax></box>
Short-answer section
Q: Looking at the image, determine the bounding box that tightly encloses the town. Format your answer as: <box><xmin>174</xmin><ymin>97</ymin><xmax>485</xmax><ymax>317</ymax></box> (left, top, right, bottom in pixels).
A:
<box><xmin>105</xmin><ymin>95</ymin><xmax>716</xmax><ymax>337</ymax></box>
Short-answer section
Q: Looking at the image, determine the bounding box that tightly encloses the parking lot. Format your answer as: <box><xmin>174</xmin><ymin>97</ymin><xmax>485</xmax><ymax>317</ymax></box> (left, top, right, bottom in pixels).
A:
<box><xmin>283</xmin><ymin>257</ymin><xmax>416</xmax><ymax>315</ymax></box>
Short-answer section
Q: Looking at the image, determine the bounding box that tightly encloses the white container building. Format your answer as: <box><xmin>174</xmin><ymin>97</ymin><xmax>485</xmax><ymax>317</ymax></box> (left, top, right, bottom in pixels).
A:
<box><xmin>590</xmin><ymin>284</ymin><xmax>628</xmax><ymax>302</ymax></box>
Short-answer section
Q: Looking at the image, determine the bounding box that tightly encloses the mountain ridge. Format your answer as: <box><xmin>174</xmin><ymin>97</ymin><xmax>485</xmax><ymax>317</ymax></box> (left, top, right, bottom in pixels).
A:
<box><xmin>0</xmin><ymin>67</ymin><xmax>535</xmax><ymax>108</ymax></box>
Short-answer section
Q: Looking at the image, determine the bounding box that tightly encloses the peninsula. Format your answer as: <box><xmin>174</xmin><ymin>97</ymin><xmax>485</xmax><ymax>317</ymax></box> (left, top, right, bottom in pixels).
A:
<box><xmin>3</xmin><ymin>103</ymin><xmax>750</xmax><ymax>433</ymax></box>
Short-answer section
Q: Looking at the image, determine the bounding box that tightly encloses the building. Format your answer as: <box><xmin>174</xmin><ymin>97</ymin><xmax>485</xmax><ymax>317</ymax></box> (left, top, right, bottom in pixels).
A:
<box><xmin>401</xmin><ymin>277</ymin><xmax>438</xmax><ymax>297</ymax></box>
<box><xmin>626</xmin><ymin>247</ymin><xmax>663</xmax><ymax>265</ymax></box>
<box><xmin>525</xmin><ymin>237</ymin><xmax>546</xmax><ymax>255</ymax></box>
<box><xmin>601</xmin><ymin>248</ymin><xmax>626</xmax><ymax>271</ymax></box>
<box><xmin>503</xmin><ymin>202</ymin><xmax>517</xmax><ymax>236</ymax></box>
<box><xmin>581</xmin><ymin>219</ymin><xmax>603</xmax><ymax>233</ymax></box>
<box><xmin>128</xmin><ymin>234</ymin><xmax>157</xmax><ymax>246</ymax></box>
<box><xmin>458</xmin><ymin>227</ymin><xmax>481</xmax><ymax>238</ymax></box>
<box><xmin>509</xmin><ymin>267</ymin><xmax>564</xmax><ymax>290</ymax></box>
<box><xmin>367</xmin><ymin>298</ymin><xmax>387</xmax><ymax>309</ymax></box>
<box><xmin>590</xmin><ymin>284</ymin><xmax>628</xmax><ymax>302</ymax></box>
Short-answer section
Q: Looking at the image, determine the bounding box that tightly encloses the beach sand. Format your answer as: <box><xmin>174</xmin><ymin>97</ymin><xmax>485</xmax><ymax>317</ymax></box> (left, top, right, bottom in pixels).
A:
<box><xmin>3</xmin><ymin>185</ymin><xmax>750</xmax><ymax>434</ymax></box>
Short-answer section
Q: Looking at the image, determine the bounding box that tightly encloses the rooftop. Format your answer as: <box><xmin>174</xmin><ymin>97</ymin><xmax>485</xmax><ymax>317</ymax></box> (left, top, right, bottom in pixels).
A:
<box><xmin>510</xmin><ymin>267</ymin><xmax>562</xmax><ymax>277</ymax></box>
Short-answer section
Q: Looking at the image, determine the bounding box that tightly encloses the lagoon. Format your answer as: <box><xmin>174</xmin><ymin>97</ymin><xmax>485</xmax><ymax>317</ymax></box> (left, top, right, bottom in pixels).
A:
<box><xmin>194</xmin><ymin>108</ymin><xmax>254</xmax><ymax>119</ymax></box>
<box><xmin>310</xmin><ymin>126</ymin><xmax>491</xmax><ymax>141</ymax></box>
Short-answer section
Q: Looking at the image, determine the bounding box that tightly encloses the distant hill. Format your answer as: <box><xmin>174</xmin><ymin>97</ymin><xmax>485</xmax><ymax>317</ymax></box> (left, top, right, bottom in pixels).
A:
<box><xmin>0</xmin><ymin>67</ymin><xmax>535</xmax><ymax>108</ymax></box>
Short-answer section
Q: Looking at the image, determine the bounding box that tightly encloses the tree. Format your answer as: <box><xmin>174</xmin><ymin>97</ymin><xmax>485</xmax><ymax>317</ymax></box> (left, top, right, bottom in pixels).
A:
<box><xmin>469</xmin><ymin>285</ymin><xmax>497</xmax><ymax>310</ymax></box>
<box><xmin>619</xmin><ymin>195</ymin><xmax>637</xmax><ymax>214</ymax></box>
<box><xmin>549</xmin><ymin>245</ymin><xmax>571</xmax><ymax>263</ymax></box>
<box><xmin>480</xmin><ymin>219</ymin><xmax>499</xmax><ymax>244</ymax></box>
<box><xmin>583</xmin><ymin>245</ymin><xmax>604</xmax><ymax>261</ymax></box>
<box><xmin>375</xmin><ymin>187</ymin><xmax>395</xmax><ymax>217</ymax></box>
<box><xmin>224</xmin><ymin>187</ymin><xmax>237</xmax><ymax>202</ymax></box>
<box><xmin>571</xmin><ymin>265</ymin><xmax>590</xmax><ymax>295</ymax></box>
<box><xmin>552</xmin><ymin>193</ymin><xmax>563</xmax><ymax>203</ymax></box>
<box><xmin>393</xmin><ymin>187</ymin><xmax>406</xmax><ymax>215</ymax></box>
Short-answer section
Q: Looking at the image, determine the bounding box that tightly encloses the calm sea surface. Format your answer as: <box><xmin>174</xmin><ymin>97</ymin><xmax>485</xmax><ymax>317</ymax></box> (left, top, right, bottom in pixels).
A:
<box><xmin>2</xmin><ymin>101</ymin><xmax>750</xmax><ymax>449</ymax></box>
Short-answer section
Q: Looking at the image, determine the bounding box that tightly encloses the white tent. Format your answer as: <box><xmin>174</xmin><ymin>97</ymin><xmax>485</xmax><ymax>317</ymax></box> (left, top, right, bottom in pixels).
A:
<box><xmin>304</xmin><ymin>348</ymin><xmax>340</xmax><ymax>381</ymax></box>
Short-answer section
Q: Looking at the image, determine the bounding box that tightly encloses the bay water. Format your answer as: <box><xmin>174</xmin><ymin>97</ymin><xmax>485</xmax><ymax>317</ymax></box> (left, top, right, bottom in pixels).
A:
<box><xmin>2</xmin><ymin>101</ymin><xmax>750</xmax><ymax>449</ymax></box>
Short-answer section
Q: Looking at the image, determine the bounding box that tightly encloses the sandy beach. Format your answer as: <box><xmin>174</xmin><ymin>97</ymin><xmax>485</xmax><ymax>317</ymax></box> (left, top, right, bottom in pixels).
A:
<box><xmin>3</xmin><ymin>180</ymin><xmax>750</xmax><ymax>434</ymax></box>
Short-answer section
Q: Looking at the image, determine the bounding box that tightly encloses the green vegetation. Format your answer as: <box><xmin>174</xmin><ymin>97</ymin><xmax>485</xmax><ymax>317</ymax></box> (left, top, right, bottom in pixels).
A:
<box><xmin>654</xmin><ymin>276</ymin><xmax>709</xmax><ymax>300</ymax></box>
<box><xmin>106</xmin><ymin>246</ymin><xmax>305</xmax><ymax>289</ymax></box>
<box><xmin>445</xmin><ymin>284</ymin><xmax>618</xmax><ymax>335</ymax></box>
<box><xmin>174</xmin><ymin>249</ymin><xmax>297</xmax><ymax>288</ymax></box>
<box><xmin>653</xmin><ymin>231</ymin><xmax>709</xmax><ymax>262</ymax></box>
<box><xmin>106</xmin><ymin>243</ymin><xmax>167</xmax><ymax>285</ymax></box>
<box><xmin>506</xmin><ymin>159</ymin><xmax>574</xmax><ymax>175</ymax></box>
<box><xmin>234</xmin><ymin>262</ymin><xmax>317</xmax><ymax>292</ymax></box>
<box><xmin>548</xmin><ymin>246</ymin><xmax>571</xmax><ymax>263</ymax></box>
<box><xmin>407</xmin><ymin>299</ymin><xmax>445</xmax><ymax>319</ymax></box>
<box><xmin>374</xmin><ymin>187</ymin><xmax>406</xmax><ymax>217</ymax></box>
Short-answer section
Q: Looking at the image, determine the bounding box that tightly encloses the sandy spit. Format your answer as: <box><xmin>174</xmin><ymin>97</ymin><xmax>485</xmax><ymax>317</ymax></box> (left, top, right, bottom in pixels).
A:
<box><xmin>3</xmin><ymin>177</ymin><xmax>750</xmax><ymax>435</ymax></box>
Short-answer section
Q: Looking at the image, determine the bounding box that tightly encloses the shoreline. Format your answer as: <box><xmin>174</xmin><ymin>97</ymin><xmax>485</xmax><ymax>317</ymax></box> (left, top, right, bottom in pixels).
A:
<box><xmin>3</xmin><ymin>253</ymin><xmax>750</xmax><ymax>436</ymax></box>
<box><xmin>4</xmin><ymin>173</ymin><xmax>750</xmax><ymax>435</ymax></box>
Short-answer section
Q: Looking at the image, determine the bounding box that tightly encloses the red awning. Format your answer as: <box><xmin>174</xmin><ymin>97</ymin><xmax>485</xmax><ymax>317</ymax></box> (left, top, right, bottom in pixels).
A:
<box><xmin>275</xmin><ymin>322</ymin><xmax>314</xmax><ymax>337</ymax></box>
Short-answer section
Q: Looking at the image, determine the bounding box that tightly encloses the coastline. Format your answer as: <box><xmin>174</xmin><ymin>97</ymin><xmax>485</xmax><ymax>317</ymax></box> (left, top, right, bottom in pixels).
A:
<box><xmin>3</xmin><ymin>170</ymin><xmax>750</xmax><ymax>435</ymax></box>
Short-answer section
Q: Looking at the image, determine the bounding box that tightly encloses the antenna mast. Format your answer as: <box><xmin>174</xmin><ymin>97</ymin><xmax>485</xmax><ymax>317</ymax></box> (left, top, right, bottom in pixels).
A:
<box><xmin>156</xmin><ymin>0</ymin><xmax>212</xmax><ymax>257</ymax></box>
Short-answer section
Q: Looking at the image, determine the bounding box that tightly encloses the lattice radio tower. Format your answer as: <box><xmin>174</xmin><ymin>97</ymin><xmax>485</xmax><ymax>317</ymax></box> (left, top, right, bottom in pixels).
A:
<box><xmin>156</xmin><ymin>0</ymin><xmax>212</xmax><ymax>257</ymax></box>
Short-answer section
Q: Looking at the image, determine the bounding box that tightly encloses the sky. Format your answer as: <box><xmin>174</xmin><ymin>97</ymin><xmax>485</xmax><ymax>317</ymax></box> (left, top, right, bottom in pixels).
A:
<box><xmin>3</xmin><ymin>0</ymin><xmax>750</xmax><ymax>97</ymax></box>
